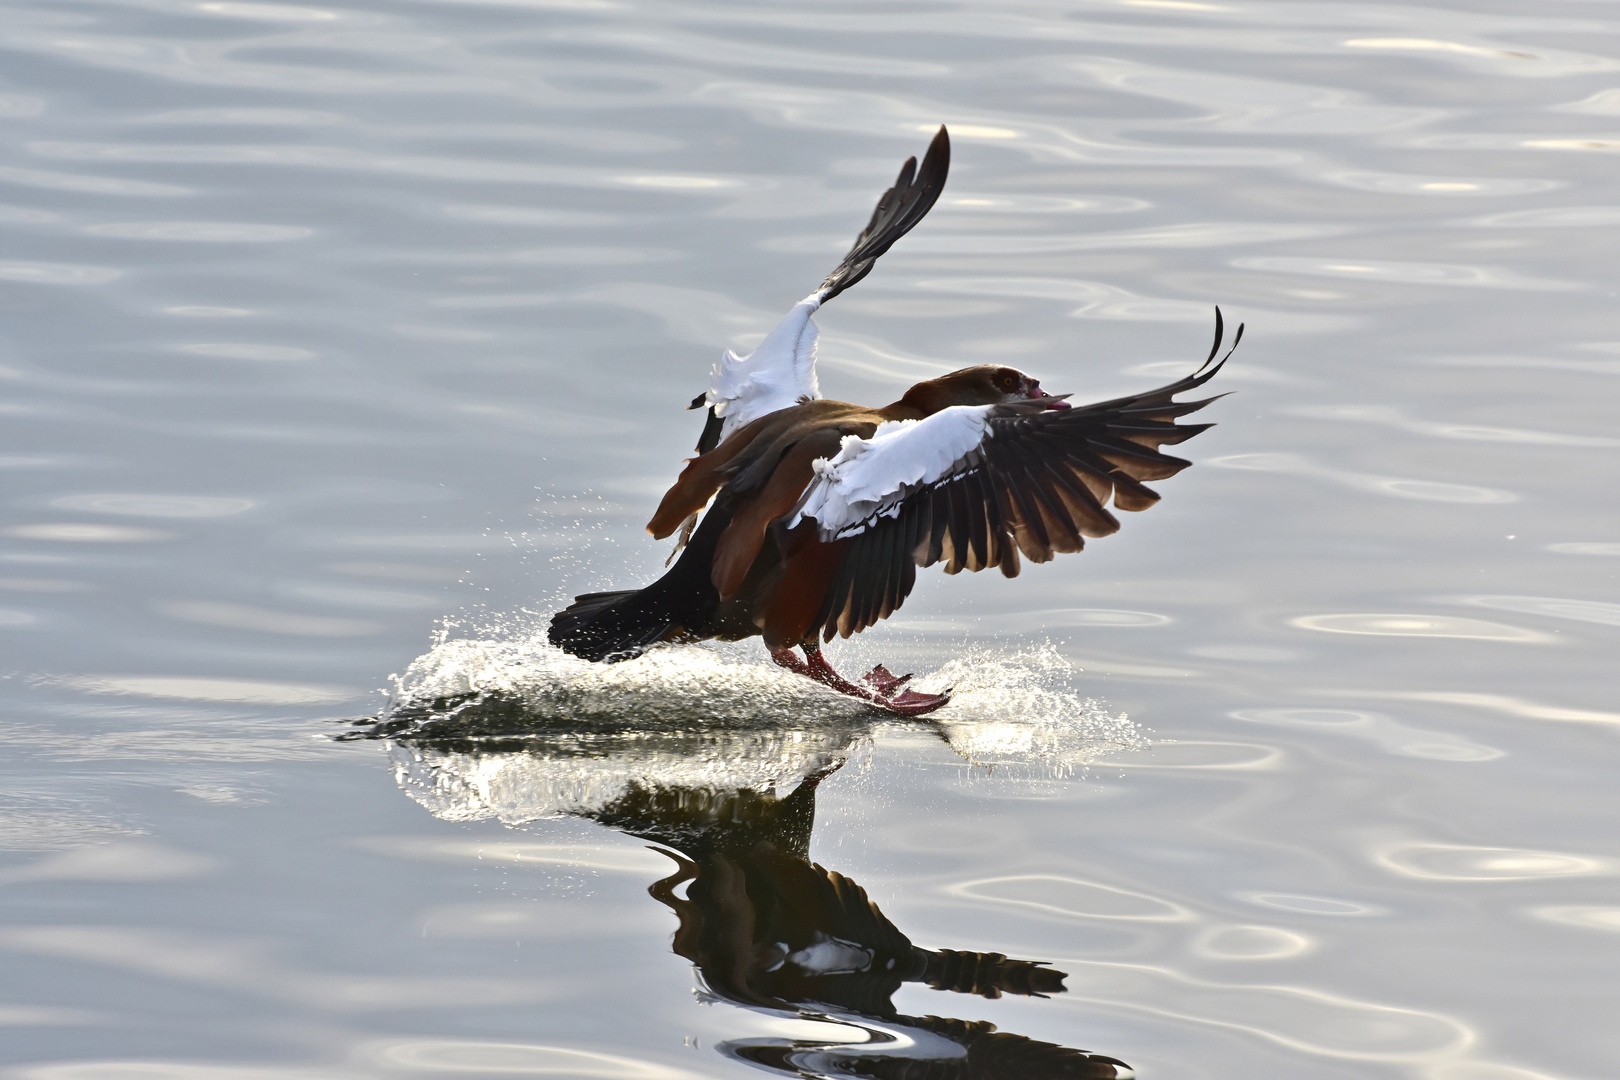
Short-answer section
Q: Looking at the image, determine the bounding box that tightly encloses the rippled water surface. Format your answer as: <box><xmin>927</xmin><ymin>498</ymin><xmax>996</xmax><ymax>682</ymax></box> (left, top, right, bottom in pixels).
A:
<box><xmin>3</xmin><ymin>1</ymin><xmax>1618</xmax><ymax>1076</ymax></box>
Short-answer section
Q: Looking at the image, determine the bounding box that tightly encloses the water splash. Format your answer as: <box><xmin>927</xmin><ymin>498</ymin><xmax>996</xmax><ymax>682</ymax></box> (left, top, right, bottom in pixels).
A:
<box><xmin>384</xmin><ymin>637</ymin><xmax>869</xmax><ymax>729</ymax></box>
<box><xmin>368</xmin><ymin>638</ymin><xmax>874</xmax><ymax>823</ymax></box>
<box><xmin>364</xmin><ymin>635</ymin><xmax>1140</xmax><ymax>790</ymax></box>
<box><xmin>923</xmin><ymin>643</ymin><xmax>1146</xmax><ymax>774</ymax></box>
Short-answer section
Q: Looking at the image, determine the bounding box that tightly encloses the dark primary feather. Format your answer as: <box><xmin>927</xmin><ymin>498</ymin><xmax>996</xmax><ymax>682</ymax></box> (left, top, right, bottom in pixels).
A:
<box><xmin>686</xmin><ymin>127</ymin><xmax>952</xmax><ymax>451</ymax></box>
<box><xmin>811</xmin><ymin>315</ymin><xmax>1239</xmax><ymax>640</ymax></box>
<box><xmin>818</xmin><ymin>126</ymin><xmax>951</xmax><ymax>302</ymax></box>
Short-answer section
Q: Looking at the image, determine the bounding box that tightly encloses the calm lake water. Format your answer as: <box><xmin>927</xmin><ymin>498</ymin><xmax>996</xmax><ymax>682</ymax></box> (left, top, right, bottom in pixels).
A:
<box><xmin>3</xmin><ymin>1</ymin><xmax>1618</xmax><ymax>1077</ymax></box>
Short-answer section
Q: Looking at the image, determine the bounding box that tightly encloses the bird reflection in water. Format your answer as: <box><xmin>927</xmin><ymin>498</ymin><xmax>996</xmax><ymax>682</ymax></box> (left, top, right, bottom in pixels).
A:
<box><xmin>353</xmin><ymin>690</ymin><xmax>1132</xmax><ymax>1078</ymax></box>
<box><xmin>621</xmin><ymin>776</ymin><xmax>1127</xmax><ymax>1078</ymax></box>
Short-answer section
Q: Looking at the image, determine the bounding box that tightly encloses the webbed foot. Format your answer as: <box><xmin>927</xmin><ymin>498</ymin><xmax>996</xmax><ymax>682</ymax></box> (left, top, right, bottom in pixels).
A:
<box><xmin>859</xmin><ymin>664</ymin><xmax>913</xmax><ymax>697</ymax></box>
<box><xmin>771</xmin><ymin>645</ymin><xmax>952</xmax><ymax>717</ymax></box>
<box><xmin>876</xmin><ymin>685</ymin><xmax>954</xmax><ymax>717</ymax></box>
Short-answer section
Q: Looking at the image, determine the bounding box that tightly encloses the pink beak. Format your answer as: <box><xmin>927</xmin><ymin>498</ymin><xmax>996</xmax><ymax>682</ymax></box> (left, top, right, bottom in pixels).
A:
<box><xmin>1027</xmin><ymin>381</ymin><xmax>1071</xmax><ymax>410</ymax></box>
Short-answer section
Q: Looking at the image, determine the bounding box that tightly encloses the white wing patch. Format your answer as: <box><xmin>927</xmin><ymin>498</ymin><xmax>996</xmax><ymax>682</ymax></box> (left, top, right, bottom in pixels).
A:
<box><xmin>706</xmin><ymin>290</ymin><xmax>827</xmax><ymax>442</ymax></box>
<box><xmin>790</xmin><ymin>404</ymin><xmax>995</xmax><ymax>538</ymax></box>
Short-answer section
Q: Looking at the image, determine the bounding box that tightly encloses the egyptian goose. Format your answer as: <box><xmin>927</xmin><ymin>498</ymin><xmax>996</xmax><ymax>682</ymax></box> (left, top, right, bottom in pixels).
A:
<box><xmin>549</xmin><ymin>128</ymin><xmax>1239</xmax><ymax>715</ymax></box>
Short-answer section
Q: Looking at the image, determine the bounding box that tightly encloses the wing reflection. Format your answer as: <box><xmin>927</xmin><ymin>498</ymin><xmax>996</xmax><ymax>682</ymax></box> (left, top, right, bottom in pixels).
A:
<box><xmin>356</xmin><ymin>691</ymin><xmax>1131</xmax><ymax>1078</ymax></box>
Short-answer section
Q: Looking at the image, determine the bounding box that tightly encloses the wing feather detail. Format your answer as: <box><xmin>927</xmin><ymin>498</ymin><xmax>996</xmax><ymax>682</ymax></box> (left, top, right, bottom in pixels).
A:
<box><xmin>818</xmin><ymin>126</ymin><xmax>951</xmax><ymax>302</ymax></box>
<box><xmin>803</xmin><ymin>314</ymin><xmax>1239</xmax><ymax>639</ymax></box>
<box><xmin>695</xmin><ymin>126</ymin><xmax>952</xmax><ymax>451</ymax></box>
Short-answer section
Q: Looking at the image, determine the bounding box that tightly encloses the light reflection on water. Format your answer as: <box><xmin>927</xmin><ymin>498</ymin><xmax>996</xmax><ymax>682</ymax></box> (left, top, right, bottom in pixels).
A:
<box><xmin>2</xmin><ymin>0</ymin><xmax>1618</xmax><ymax>1077</ymax></box>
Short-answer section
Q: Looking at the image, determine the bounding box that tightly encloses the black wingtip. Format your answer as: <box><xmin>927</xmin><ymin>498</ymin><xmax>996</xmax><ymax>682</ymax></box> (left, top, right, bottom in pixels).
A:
<box><xmin>1192</xmin><ymin>306</ymin><xmax>1245</xmax><ymax>382</ymax></box>
<box><xmin>893</xmin><ymin>154</ymin><xmax>918</xmax><ymax>193</ymax></box>
<box><xmin>1203</xmin><ymin>306</ymin><xmax>1224</xmax><ymax>368</ymax></box>
<box><xmin>921</xmin><ymin>125</ymin><xmax>950</xmax><ymax>200</ymax></box>
<box><xmin>816</xmin><ymin>126</ymin><xmax>952</xmax><ymax>302</ymax></box>
<box><xmin>1212</xmin><ymin>318</ymin><xmax>1244</xmax><ymax>369</ymax></box>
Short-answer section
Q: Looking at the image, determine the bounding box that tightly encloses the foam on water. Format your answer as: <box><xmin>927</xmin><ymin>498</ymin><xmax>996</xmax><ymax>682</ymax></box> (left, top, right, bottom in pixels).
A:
<box><xmin>923</xmin><ymin>644</ymin><xmax>1147</xmax><ymax>773</ymax></box>
<box><xmin>387</xmin><ymin>637</ymin><xmax>867</xmax><ymax>729</ymax></box>
<box><xmin>387</xmin><ymin>633</ymin><xmax>1132</xmax><ymax>732</ymax></box>
<box><xmin>371</xmin><ymin>636</ymin><xmax>1141</xmax><ymax>816</ymax></box>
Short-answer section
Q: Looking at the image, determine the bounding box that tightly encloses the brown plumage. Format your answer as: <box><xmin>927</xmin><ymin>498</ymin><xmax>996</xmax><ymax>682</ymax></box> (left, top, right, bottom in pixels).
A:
<box><xmin>548</xmin><ymin>126</ymin><xmax>1235</xmax><ymax>713</ymax></box>
<box><xmin>549</xmin><ymin>317</ymin><xmax>1237</xmax><ymax>714</ymax></box>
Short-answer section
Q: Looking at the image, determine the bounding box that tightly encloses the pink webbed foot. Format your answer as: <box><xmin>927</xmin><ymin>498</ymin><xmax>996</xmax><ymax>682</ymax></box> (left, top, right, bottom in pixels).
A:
<box><xmin>773</xmin><ymin>645</ymin><xmax>954</xmax><ymax>717</ymax></box>
<box><xmin>877</xmin><ymin>686</ymin><xmax>954</xmax><ymax>717</ymax></box>
<box><xmin>859</xmin><ymin>664</ymin><xmax>913</xmax><ymax>698</ymax></box>
<box><xmin>862</xmin><ymin>663</ymin><xmax>952</xmax><ymax>715</ymax></box>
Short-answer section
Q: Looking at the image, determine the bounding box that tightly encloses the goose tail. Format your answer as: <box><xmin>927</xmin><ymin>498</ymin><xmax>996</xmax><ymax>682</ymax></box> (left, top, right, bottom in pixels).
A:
<box><xmin>548</xmin><ymin>496</ymin><xmax>735</xmax><ymax>663</ymax></box>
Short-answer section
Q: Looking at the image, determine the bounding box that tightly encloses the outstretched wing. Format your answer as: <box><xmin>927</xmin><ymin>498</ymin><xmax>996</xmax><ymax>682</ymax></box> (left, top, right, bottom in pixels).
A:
<box><xmin>691</xmin><ymin>126</ymin><xmax>953</xmax><ymax>454</ymax></box>
<box><xmin>798</xmin><ymin>313</ymin><xmax>1241</xmax><ymax>640</ymax></box>
<box><xmin>817</xmin><ymin>124</ymin><xmax>951</xmax><ymax>303</ymax></box>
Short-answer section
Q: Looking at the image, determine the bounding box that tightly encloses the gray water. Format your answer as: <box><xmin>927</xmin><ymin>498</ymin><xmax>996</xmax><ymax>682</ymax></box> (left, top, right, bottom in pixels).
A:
<box><xmin>3</xmin><ymin>1</ymin><xmax>1618</xmax><ymax>1076</ymax></box>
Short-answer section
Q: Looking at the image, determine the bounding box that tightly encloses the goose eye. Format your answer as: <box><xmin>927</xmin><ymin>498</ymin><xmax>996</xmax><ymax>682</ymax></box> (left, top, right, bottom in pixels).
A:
<box><xmin>998</xmin><ymin>373</ymin><xmax>1018</xmax><ymax>390</ymax></box>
